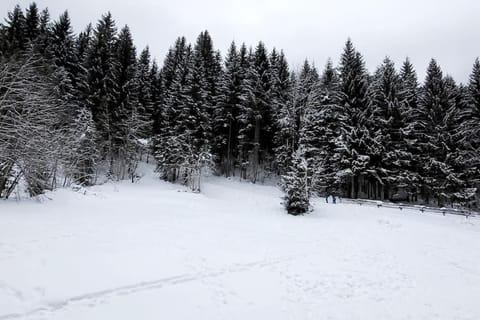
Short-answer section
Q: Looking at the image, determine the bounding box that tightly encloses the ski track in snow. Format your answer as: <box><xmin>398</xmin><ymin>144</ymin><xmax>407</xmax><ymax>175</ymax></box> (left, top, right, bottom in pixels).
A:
<box><xmin>0</xmin><ymin>256</ymin><xmax>295</xmax><ymax>320</ymax></box>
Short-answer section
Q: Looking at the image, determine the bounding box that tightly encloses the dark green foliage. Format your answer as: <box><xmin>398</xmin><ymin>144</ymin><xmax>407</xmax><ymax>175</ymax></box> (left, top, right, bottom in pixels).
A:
<box><xmin>25</xmin><ymin>3</ymin><xmax>40</xmax><ymax>42</ymax></box>
<box><xmin>282</xmin><ymin>148</ymin><xmax>311</xmax><ymax>215</ymax></box>
<box><xmin>414</xmin><ymin>60</ymin><xmax>460</xmax><ymax>205</ymax></box>
<box><xmin>3</xmin><ymin>5</ymin><xmax>27</xmax><ymax>56</ymax></box>
<box><xmin>336</xmin><ymin>39</ymin><xmax>374</xmax><ymax>198</ymax></box>
<box><xmin>85</xmin><ymin>12</ymin><xmax>119</xmax><ymax>149</ymax></box>
<box><xmin>367</xmin><ymin>58</ymin><xmax>409</xmax><ymax>195</ymax></box>
<box><xmin>314</xmin><ymin>60</ymin><xmax>343</xmax><ymax>192</ymax></box>
<box><xmin>214</xmin><ymin>41</ymin><xmax>244</xmax><ymax>176</ymax></box>
<box><xmin>0</xmin><ymin>3</ymin><xmax>478</xmax><ymax>206</ymax></box>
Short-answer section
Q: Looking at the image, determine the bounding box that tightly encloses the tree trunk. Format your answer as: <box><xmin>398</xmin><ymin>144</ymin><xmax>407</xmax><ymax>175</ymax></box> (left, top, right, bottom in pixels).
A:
<box><xmin>350</xmin><ymin>175</ymin><xmax>355</xmax><ymax>199</ymax></box>
<box><xmin>252</xmin><ymin>116</ymin><xmax>261</xmax><ymax>183</ymax></box>
<box><xmin>226</xmin><ymin>119</ymin><xmax>232</xmax><ymax>177</ymax></box>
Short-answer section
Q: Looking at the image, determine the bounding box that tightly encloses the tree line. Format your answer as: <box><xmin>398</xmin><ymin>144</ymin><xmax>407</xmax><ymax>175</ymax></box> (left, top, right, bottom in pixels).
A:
<box><xmin>1</xmin><ymin>3</ymin><xmax>479</xmax><ymax>215</ymax></box>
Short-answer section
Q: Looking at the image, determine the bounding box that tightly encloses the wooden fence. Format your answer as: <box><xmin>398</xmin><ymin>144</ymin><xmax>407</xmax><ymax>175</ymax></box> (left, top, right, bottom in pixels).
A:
<box><xmin>338</xmin><ymin>198</ymin><xmax>478</xmax><ymax>219</ymax></box>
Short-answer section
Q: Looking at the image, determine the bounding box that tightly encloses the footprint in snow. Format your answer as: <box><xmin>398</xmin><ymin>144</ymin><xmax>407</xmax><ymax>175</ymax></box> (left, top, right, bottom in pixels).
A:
<box><xmin>377</xmin><ymin>219</ymin><xmax>402</xmax><ymax>229</ymax></box>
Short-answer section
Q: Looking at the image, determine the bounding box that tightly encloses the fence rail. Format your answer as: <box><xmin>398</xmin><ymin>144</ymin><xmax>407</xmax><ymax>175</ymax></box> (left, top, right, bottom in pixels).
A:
<box><xmin>339</xmin><ymin>198</ymin><xmax>478</xmax><ymax>219</ymax></box>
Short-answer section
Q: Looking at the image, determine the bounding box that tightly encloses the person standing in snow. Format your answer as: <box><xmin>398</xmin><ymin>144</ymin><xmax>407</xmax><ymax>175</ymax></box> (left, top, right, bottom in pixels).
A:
<box><xmin>324</xmin><ymin>191</ymin><xmax>329</xmax><ymax>203</ymax></box>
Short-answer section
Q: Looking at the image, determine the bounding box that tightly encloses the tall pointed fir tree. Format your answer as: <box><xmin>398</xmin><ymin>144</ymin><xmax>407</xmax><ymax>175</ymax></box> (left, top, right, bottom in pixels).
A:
<box><xmin>112</xmin><ymin>25</ymin><xmax>140</xmax><ymax>179</ymax></box>
<box><xmin>149</xmin><ymin>59</ymin><xmax>162</xmax><ymax>142</ymax></box>
<box><xmin>214</xmin><ymin>41</ymin><xmax>244</xmax><ymax>176</ymax></box>
<box><xmin>33</xmin><ymin>8</ymin><xmax>52</xmax><ymax>56</ymax></box>
<box><xmin>85</xmin><ymin>12</ymin><xmax>119</xmax><ymax>168</ymax></box>
<box><xmin>398</xmin><ymin>57</ymin><xmax>421</xmax><ymax>200</ymax></box>
<box><xmin>25</xmin><ymin>3</ymin><xmax>40</xmax><ymax>44</ymax></box>
<box><xmin>153</xmin><ymin>37</ymin><xmax>192</xmax><ymax>182</ymax></box>
<box><xmin>238</xmin><ymin>42</ymin><xmax>275</xmax><ymax>182</ymax></box>
<box><xmin>416</xmin><ymin>59</ymin><xmax>459</xmax><ymax>205</ymax></box>
<box><xmin>48</xmin><ymin>11</ymin><xmax>79</xmax><ymax>125</ymax></box>
<box><xmin>274</xmin><ymin>59</ymin><xmax>320</xmax><ymax>180</ymax></box>
<box><xmin>294</xmin><ymin>68</ymin><xmax>323</xmax><ymax>192</ymax></box>
<box><xmin>443</xmin><ymin>76</ymin><xmax>471</xmax><ymax>204</ymax></box>
<box><xmin>336</xmin><ymin>39</ymin><xmax>372</xmax><ymax>199</ymax></box>
<box><xmin>166</xmin><ymin>31</ymin><xmax>221</xmax><ymax>191</ymax></box>
<box><xmin>282</xmin><ymin>145</ymin><xmax>311</xmax><ymax>215</ymax></box>
<box><xmin>235</xmin><ymin>43</ymin><xmax>254</xmax><ymax>179</ymax></box>
<box><xmin>366</xmin><ymin>57</ymin><xmax>408</xmax><ymax>199</ymax></box>
<box><xmin>270</xmin><ymin>49</ymin><xmax>292</xmax><ymax>175</ymax></box>
<box><xmin>135</xmin><ymin>46</ymin><xmax>154</xmax><ymax>138</ymax></box>
<box><xmin>466</xmin><ymin>60</ymin><xmax>480</xmax><ymax>185</ymax></box>
<box><xmin>314</xmin><ymin>59</ymin><xmax>343</xmax><ymax>193</ymax></box>
<box><xmin>2</xmin><ymin>5</ymin><xmax>27</xmax><ymax>57</ymax></box>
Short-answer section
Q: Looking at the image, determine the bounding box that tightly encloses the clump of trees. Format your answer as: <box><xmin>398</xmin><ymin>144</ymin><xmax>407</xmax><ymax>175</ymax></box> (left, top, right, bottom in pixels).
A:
<box><xmin>1</xmin><ymin>3</ymin><xmax>479</xmax><ymax>213</ymax></box>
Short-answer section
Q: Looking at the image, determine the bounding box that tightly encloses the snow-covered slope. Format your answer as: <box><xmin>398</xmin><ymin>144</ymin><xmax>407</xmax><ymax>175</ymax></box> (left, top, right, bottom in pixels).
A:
<box><xmin>0</xmin><ymin>165</ymin><xmax>479</xmax><ymax>320</ymax></box>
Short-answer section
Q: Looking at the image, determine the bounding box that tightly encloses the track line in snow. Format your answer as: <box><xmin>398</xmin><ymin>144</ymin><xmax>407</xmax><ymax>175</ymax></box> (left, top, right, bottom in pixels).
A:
<box><xmin>0</xmin><ymin>256</ymin><xmax>294</xmax><ymax>320</ymax></box>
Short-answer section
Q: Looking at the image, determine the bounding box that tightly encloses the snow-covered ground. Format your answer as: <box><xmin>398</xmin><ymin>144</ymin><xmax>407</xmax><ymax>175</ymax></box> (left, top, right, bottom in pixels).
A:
<box><xmin>1</xmin><ymin>165</ymin><xmax>479</xmax><ymax>320</ymax></box>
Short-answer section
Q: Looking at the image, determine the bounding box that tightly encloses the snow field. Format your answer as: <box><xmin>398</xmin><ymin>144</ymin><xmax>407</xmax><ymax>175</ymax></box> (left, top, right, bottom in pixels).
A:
<box><xmin>0</xmin><ymin>166</ymin><xmax>479</xmax><ymax>320</ymax></box>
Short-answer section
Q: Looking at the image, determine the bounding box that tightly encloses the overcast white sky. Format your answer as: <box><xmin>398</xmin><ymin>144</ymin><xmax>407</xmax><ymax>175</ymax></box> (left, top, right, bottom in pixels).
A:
<box><xmin>2</xmin><ymin>0</ymin><xmax>480</xmax><ymax>83</ymax></box>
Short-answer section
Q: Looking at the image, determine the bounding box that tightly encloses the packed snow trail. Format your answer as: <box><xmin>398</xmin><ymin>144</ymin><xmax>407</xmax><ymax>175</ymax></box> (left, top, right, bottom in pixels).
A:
<box><xmin>0</xmin><ymin>166</ymin><xmax>479</xmax><ymax>320</ymax></box>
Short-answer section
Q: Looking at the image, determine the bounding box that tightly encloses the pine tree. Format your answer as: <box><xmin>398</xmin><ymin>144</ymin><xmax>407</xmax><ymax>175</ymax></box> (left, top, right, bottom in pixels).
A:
<box><xmin>315</xmin><ymin>59</ymin><xmax>343</xmax><ymax>192</ymax></box>
<box><xmin>214</xmin><ymin>41</ymin><xmax>242</xmax><ymax>176</ymax></box>
<box><xmin>186</xmin><ymin>31</ymin><xmax>220</xmax><ymax>150</ymax></box>
<box><xmin>65</xmin><ymin>106</ymin><xmax>99</xmax><ymax>186</ymax></box>
<box><xmin>336</xmin><ymin>39</ymin><xmax>372</xmax><ymax>198</ymax></box>
<box><xmin>270</xmin><ymin>49</ymin><xmax>292</xmax><ymax>175</ymax></box>
<box><xmin>49</xmin><ymin>11</ymin><xmax>76</xmax><ymax>68</ymax></box>
<box><xmin>74</xmin><ymin>23</ymin><xmax>93</xmax><ymax>108</ymax></box>
<box><xmin>282</xmin><ymin>147</ymin><xmax>311</xmax><ymax>215</ymax></box>
<box><xmin>367</xmin><ymin>57</ymin><xmax>409</xmax><ymax>199</ymax></box>
<box><xmin>466</xmin><ymin>59</ymin><xmax>480</xmax><ymax>158</ymax></box>
<box><xmin>239</xmin><ymin>42</ymin><xmax>275</xmax><ymax>182</ymax></box>
<box><xmin>135</xmin><ymin>46</ymin><xmax>154</xmax><ymax>138</ymax></box>
<box><xmin>3</xmin><ymin>5</ymin><xmax>27</xmax><ymax>56</ymax></box>
<box><xmin>149</xmin><ymin>59</ymin><xmax>161</xmax><ymax>141</ymax></box>
<box><xmin>25</xmin><ymin>3</ymin><xmax>40</xmax><ymax>43</ymax></box>
<box><xmin>112</xmin><ymin>25</ymin><xmax>139</xmax><ymax>179</ymax></box>
<box><xmin>33</xmin><ymin>8</ymin><xmax>52</xmax><ymax>56</ymax></box>
<box><xmin>48</xmin><ymin>11</ymin><xmax>79</xmax><ymax>126</ymax></box>
<box><xmin>443</xmin><ymin>76</ymin><xmax>470</xmax><ymax>204</ymax></box>
<box><xmin>416</xmin><ymin>59</ymin><xmax>458</xmax><ymax>205</ymax></box>
<box><xmin>85</xmin><ymin>12</ymin><xmax>119</xmax><ymax>160</ymax></box>
<box><xmin>235</xmin><ymin>43</ymin><xmax>255</xmax><ymax>179</ymax></box>
<box><xmin>153</xmin><ymin>37</ymin><xmax>191</xmax><ymax>182</ymax></box>
<box><xmin>398</xmin><ymin>58</ymin><xmax>421</xmax><ymax>200</ymax></box>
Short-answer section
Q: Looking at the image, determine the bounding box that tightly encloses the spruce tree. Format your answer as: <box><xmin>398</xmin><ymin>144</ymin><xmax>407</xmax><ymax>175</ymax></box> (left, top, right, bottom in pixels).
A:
<box><xmin>3</xmin><ymin>5</ymin><xmax>27</xmax><ymax>56</ymax></box>
<box><xmin>25</xmin><ymin>3</ymin><xmax>40</xmax><ymax>43</ymax></box>
<box><xmin>336</xmin><ymin>39</ymin><xmax>372</xmax><ymax>199</ymax></box>
<box><xmin>315</xmin><ymin>59</ymin><xmax>343</xmax><ymax>193</ymax></box>
<box><xmin>236</xmin><ymin>43</ymin><xmax>255</xmax><ymax>179</ymax></box>
<box><xmin>367</xmin><ymin>57</ymin><xmax>408</xmax><ymax>199</ymax></box>
<box><xmin>136</xmin><ymin>46</ymin><xmax>154</xmax><ymax>138</ymax></box>
<box><xmin>149</xmin><ymin>59</ymin><xmax>162</xmax><ymax>141</ymax></box>
<box><xmin>398</xmin><ymin>58</ymin><xmax>421</xmax><ymax>200</ymax></box>
<box><xmin>239</xmin><ymin>42</ymin><xmax>275</xmax><ymax>182</ymax></box>
<box><xmin>112</xmin><ymin>25</ymin><xmax>139</xmax><ymax>178</ymax></box>
<box><xmin>282</xmin><ymin>146</ymin><xmax>311</xmax><ymax>215</ymax></box>
<box><xmin>85</xmin><ymin>12</ymin><xmax>119</xmax><ymax>160</ymax></box>
<box><xmin>416</xmin><ymin>59</ymin><xmax>458</xmax><ymax>205</ymax></box>
<box><xmin>48</xmin><ymin>11</ymin><xmax>79</xmax><ymax>125</ymax></box>
<box><xmin>270</xmin><ymin>49</ymin><xmax>292</xmax><ymax>175</ymax></box>
<box><xmin>467</xmin><ymin>59</ymin><xmax>480</xmax><ymax>156</ymax></box>
<box><xmin>33</xmin><ymin>8</ymin><xmax>52</xmax><ymax>56</ymax></box>
<box><xmin>214</xmin><ymin>41</ymin><xmax>242</xmax><ymax>176</ymax></box>
<box><xmin>153</xmin><ymin>37</ymin><xmax>191</xmax><ymax>182</ymax></box>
